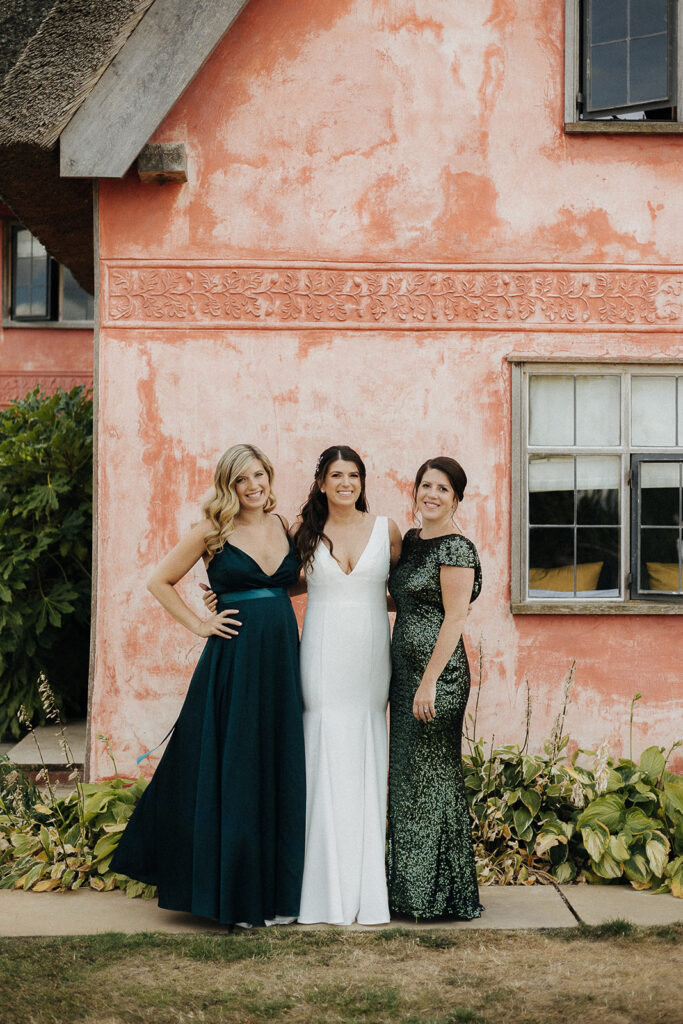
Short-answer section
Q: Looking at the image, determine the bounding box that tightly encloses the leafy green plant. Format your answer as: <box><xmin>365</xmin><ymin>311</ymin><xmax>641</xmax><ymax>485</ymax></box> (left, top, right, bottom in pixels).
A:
<box><xmin>0</xmin><ymin>678</ymin><xmax>154</xmax><ymax>898</ymax></box>
<box><xmin>0</xmin><ymin>386</ymin><xmax>92</xmax><ymax>738</ymax></box>
<box><xmin>463</xmin><ymin>652</ymin><xmax>683</xmax><ymax>896</ymax></box>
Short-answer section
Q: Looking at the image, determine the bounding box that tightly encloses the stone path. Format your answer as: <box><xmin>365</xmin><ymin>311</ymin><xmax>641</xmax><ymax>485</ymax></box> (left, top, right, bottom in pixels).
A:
<box><xmin>0</xmin><ymin>885</ymin><xmax>680</xmax><ymax>937</ymax></box>
<box><xmin>2</xmin><ymin>720</ymin><xmax>86</xmax><ymax>769</ymax></box>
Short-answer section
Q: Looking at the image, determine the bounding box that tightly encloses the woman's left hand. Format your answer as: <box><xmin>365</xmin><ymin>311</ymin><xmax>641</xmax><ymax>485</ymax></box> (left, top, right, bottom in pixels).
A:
<box><xmin>413</xmin><ymin>679</ymin><xmax>437</xmax><ymax>722</ymax></box>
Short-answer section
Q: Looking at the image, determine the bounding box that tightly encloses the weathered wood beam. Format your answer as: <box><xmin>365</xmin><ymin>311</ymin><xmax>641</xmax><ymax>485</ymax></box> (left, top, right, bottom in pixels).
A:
<box><xmin>137</xmin><ymin>142</ymin><xmax>187</xmax><ymax>183</ymax></box>
<box><xmin>60</xmin><ymin>0</ymin><xmax>251</xmax><ymax>178</ymax></box>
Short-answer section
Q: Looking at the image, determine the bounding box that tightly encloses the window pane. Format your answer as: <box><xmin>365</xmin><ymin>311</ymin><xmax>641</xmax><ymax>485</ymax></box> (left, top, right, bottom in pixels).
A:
<box><xmin>528</xmin><ymin>527</ymin><xmax>576</xmax><ymax>594</ymax></box>
<box><xmin>590</xmin><ymin>39</ymin><xmax>628</xmax><ymax>110</ymax></box>
<box><xmin>32</xmin><ymin>259</ymin><xmax>47</xmax><ymax>289</ymax></box>
<box><xmin>640</xmin><ymin>528</ymin><xmax>682</xmax><ymax>592</ymax></box>
<box><xmin>62</xmin><ymin>267</ymin><xmax>94</xmax><ymax>321</ymax></box>
<box><xmin>529</xmin><ymin>376</ymin><xmax>574</xmax><ymax>446</ymax></box>
<box><xmin>591</xmin><ymin>0</ymin><xmax>627</xmax><ymax>43</ymax></box>
<box><xmin>631</xmin><ymin>376</ymin><xmax>676</xmax><ymax>446</ymax></box>
<box><xmin>15</xmin><ymin>228</ymin><xmax>33</xmax><ymax>257</ymax></box>
<box><xmin>678</xmin><ymin>379</ymin><xmax>683</xmax><ymax>446</ymax></box>
<box><xmin>14</xmin><ymin>256</ymin><xmax>31</xmax><ymax>290</ymax></box>
<box><xmin>576</xmin><ymin>375</ymin><xmax>620</xmax><ymax>445</ymax></box>
<box><xmin>630</xmin><ymin>35</ymin><xmax>668</xmax><ymax>104</ymax></box>
<box><xmin>577</xmin><ymin>527</ymin><xmax>619</xmax><ymax>592</ymax></box>
<box><xmin>630</xmin><ymin>0</ymin><xmax>667</xmax><ymax>38</ymax></box>
<box><xmin>576</xmin><ymin>455</ymin><xmax>620</xmax><ymax>524</ymax></box>
<box><xmin>640</xmin><ymin>461</ymin><xmax>681</xmax><ymax>526</ymax></box>
<box><xmin>529</xmin><ymin>456</ymin><xmax>574</xmax><ymax>524</ymax></box>
<box><xmin>14</xmin><ymin>285</ymin><xmax>31</xmax><ymax>318</ymax></box>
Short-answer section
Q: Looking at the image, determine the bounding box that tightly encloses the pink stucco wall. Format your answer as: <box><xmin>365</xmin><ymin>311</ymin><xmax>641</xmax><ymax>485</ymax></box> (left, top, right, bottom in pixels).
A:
<box><xmin>91</xmin><ymin>0</ymin><xmax>683</xmax><ymax>779</ymax></box>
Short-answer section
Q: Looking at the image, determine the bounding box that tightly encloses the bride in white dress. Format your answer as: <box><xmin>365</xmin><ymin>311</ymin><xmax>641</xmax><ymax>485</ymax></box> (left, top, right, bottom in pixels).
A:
<box><xmin>294</xmin><ymin>446</ymin><xmax>402</xmax><ymax>925</ymax></box>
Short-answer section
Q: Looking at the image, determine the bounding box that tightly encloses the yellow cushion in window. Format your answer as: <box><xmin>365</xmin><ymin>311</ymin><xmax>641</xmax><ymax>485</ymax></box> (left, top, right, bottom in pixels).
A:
<box><xmin>528</xmin><ymin>562</ymin><xmax>604</xmax><ymax>592</ymax></box>
<box><xmin>645</xmin><ymin>562</ymin><xmax>681</xmax><ymax>591</ymax></box>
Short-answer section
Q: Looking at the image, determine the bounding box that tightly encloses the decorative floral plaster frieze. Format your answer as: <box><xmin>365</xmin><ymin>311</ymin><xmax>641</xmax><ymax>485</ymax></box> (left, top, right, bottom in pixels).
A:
<box><xmin>0</xmin><ymin>373</ymin><xmax>92</xmax><ymax>407</ymax></box>
<box><xmin>104</xmin><ymin>264</ymin><xmax>683</xmax><ymax>330</ymax></box>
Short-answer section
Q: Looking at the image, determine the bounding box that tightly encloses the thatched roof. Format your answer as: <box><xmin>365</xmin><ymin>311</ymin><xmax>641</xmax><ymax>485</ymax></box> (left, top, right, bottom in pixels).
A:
<box><xmin>0</xmin><ymin>0</ymin><xmax>155</xmax><ymax>292</ymax></box>
<box><xmin>0</xmin><ymin>0</ymin><xmax>154</xmax><ymax>147</ymax></box>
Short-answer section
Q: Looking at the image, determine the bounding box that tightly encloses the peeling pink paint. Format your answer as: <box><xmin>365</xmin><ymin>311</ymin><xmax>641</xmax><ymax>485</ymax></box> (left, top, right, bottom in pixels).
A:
<box><xmin>91</xmin><ymin>0</ymin><xmax>683</xmax><ymax>779</ymax></box>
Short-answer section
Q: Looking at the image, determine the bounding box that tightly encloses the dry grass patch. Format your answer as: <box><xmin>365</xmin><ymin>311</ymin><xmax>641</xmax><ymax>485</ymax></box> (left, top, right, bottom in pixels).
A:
<box><xmin>0</xmin><ymin>925</ymin><xmax>680</xmax><ymax>1024</ymax></box>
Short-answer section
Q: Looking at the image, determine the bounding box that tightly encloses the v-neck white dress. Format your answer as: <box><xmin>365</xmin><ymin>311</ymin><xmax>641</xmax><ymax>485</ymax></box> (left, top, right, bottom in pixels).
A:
<box><xmin>298</xmin><ymin>516</ymin><xmax>392</xmax><ymax>925</ymax></box>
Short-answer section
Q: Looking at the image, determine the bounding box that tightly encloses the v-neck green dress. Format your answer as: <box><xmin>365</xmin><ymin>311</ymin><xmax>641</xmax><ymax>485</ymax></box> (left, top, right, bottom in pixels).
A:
<box><xmin>111</xmin><ymin>529</ymin><xmax>306</xmax><ymax>926</ymax></box>
<box><xmin>387</xmin><ymin>530</ymin><xmax>483</xmax><ymax>920</ymax></box>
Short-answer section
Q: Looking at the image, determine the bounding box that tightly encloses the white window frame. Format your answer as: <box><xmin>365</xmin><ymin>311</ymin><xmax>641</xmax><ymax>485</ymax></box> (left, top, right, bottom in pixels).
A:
<box><xmin>564</xmin><ymin>0</ymin><xmax>683</xmax><ymax>133</ymax></box>
<box><xmin>511</xmin><ymin>360</ymin><xmax>683</xmax><ymax>614</ymax></box>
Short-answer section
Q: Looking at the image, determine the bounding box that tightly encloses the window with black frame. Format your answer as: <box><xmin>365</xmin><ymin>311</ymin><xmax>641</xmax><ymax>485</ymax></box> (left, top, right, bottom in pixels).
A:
<box><xmin>632</xmin><ymin>456</ymin><xmax>683</xmax><ymax>597</ymax></box>
<box><xmin>581</xmin><ymin>0</ymin><xmax>677</xmax><ymax>120</ymax></box>
<box><xmin>7</xmin><ymin>225</ymin><xmax>93</xmax><ymax>323</ymax></box>
<box><xmin>519</xmin><ymin>368</ymin><xmax>683</xmax><ymax>607</ymax></box>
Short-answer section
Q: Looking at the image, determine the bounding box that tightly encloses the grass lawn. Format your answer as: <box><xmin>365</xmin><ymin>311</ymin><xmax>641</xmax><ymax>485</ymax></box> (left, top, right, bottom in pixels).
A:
<box><xmin>0</xmin><ymin>923</ymin><xmax>680</xmax><ymax>1024</ymax></box>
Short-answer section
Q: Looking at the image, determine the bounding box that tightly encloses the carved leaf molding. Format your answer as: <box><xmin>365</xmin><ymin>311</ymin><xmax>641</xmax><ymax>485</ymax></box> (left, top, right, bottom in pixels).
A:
<box><xmin>105</xmin><ymin>266</ymin><xmax>683</xmax><ymax>329</ymax></box>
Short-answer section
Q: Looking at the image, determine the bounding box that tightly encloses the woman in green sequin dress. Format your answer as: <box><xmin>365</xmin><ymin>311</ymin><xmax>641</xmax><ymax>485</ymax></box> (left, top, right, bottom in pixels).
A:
<box><xmin>388</xmin><ymin>457</ymin><xmax>483</xmax><ymax>920</ymax></box>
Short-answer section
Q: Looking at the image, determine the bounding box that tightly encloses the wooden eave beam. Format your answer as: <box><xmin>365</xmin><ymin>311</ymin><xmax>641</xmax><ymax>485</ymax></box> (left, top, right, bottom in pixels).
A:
<box><xmin>60</xmin><ymin>0</ymin><xmax>252</xmax><ymax>179</ymax></box>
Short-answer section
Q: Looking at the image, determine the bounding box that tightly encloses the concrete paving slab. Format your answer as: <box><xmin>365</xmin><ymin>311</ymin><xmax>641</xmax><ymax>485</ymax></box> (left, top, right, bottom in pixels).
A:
<box><xmin>561</xmin><ymin>884</ymin><xmax>683</xmax><ymax>925</ymax></box>
<box><xmin>0</xmin><ymin>890</ymin><xmax>225</xmax><ymax>937</ymax></box>
<box><xmin>5</xmin><ymin>720</ymin><xmax>86</xmax><ymax>767</ymax></box>
<box><xmin>388</xmin><ymin>884</ymin><xmax>577</xmax><ymax>930</ymax></box>
<box><xmin>0</xmin><ymin>885</ymin><xmax>577</xmax><ymax>937</ymax></box>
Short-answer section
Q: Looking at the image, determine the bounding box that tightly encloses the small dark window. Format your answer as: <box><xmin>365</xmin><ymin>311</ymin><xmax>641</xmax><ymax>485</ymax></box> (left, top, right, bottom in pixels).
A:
<box><xmin>631</xmin><ymin>455</ymin><xmax>683</xmax><ymax>600</ymax></box>
<box><xmin>582</xmin><ymin>0</ymin><xmax>676</xmax><ymax>118</ymax></box>
<box><xmin>6</xmin><ymin>224</ymin><xmax>93</xmax><ymax>323</ymax></box>
<box><xmin>11</xmin><ymin>225</ymin><xmax>53</xmax><ymax>320</ymax></box>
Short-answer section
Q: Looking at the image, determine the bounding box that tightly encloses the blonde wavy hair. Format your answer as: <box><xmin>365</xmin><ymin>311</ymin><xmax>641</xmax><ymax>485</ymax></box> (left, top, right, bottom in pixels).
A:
<box><xmin>201</xmin><ymin>443</ymin><xmax>276</xmax><ymax>558</ymax></box>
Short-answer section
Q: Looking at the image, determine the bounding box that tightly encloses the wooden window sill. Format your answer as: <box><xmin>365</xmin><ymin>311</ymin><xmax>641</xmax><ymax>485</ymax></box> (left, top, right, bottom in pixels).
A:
<box><xmin>565</xmin><ymin>121</ymin><xmax>683</xmax><ymax>135</ymax></box>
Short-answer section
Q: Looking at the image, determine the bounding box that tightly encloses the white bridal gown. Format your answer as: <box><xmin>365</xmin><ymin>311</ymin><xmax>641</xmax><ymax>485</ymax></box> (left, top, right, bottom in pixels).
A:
<box><xmin>298</xmin><ymin>516</ymin><xmax>392</xmax><ymax>925</ymax></box>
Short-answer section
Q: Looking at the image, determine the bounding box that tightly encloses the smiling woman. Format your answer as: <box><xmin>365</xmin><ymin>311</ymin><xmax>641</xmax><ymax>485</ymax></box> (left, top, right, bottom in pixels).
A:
<box><xmin>387</xmin><ymin>456</ymin><xmax>483</xmax><ymax>921</ymax></box>
<box><xmin>110</xmin><ymin>443</ymin><xmax>306</xmax><ymax>928</ymax></box>
<box><xmin>293</xmin><ymin>446</ymin><xmax>402</xmax><ymax>925</ymax></box>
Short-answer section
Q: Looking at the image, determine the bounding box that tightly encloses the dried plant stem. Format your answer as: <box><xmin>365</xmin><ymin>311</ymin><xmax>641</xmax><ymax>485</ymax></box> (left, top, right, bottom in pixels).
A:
<box><xmin>629</xmin><ymin>692</ymin><xmax>642</xmax><ymax>763</ymax></box>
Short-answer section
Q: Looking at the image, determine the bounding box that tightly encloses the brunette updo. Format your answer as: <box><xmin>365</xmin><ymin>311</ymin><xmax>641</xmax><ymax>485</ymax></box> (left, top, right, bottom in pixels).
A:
<box><xmin>413</xmin><ymin>456</ymin><xmax>467</xmax><ymax>506</ymax></box>
<box><xmin>294</xmin><ymin>445</ymin><xmax>368</xmax><ymax>570</ymax></box>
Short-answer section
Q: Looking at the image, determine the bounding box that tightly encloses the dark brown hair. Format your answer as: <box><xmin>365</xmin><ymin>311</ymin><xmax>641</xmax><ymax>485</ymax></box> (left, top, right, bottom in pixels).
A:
<box><xmin>413</xmin><ymin>456</ymin><xmax>467</xmax><ymax>506</ymax></box>
<box><xmin>294</xmin><ymin>446</ymin><xmax>368</xmax><ymax>570</ymax></box>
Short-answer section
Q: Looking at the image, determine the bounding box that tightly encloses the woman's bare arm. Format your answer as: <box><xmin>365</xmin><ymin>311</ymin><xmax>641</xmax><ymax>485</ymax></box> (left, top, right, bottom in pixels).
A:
<box><xmin>412</xmin><ymin>565</ymin><xmax>474</xmax><ymax>721</ymax></box>
<box><xmin>388</xmin><ymin>518</ymin><xmax>403</xmax><ymax>570</ymax></box>
<box><xmin>148</xmin><ymin>522</ymin><xmax>241</xmax><ymax>639</ymax></box>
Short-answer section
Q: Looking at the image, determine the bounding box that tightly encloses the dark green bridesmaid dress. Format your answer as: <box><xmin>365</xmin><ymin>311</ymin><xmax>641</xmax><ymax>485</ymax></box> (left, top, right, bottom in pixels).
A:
<box><xmin>387</xmin><ymin>530</ymin><xmax>483</xmax><ymax>920</ymax></box>
<box><xmin>111</xmin><ymin>525</ymin><xmax>306</xmax><ymax>926</ymax></box>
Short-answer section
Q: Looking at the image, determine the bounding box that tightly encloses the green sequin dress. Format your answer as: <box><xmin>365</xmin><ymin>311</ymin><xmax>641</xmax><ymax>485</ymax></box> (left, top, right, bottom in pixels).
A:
<box><xmin>387</xmin><ymin>530</ymin><xmax>483</xmax><ymax>920</ymax></box>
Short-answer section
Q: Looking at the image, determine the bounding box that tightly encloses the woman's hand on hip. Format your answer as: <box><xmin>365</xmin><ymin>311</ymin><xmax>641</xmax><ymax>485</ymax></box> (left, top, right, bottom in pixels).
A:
<box><xmin>199</xmin><ymin>583</ymin><xmax>218</xmax><ymax>612</ymax></box>
<box><xmin>413</xmin><ymin>679</ymin><xmax>437</xmax><ymax>722</ymax></box>
<box><xmin>195</xmin><ymin>609</ymin><xmax>241</xmax><ymax>639</ymax></box>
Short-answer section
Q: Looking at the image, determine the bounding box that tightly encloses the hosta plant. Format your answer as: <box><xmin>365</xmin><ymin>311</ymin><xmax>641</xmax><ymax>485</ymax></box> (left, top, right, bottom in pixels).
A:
<box><xmin>463</xmin><ymin>657</ymin><xmax>683</xmax><ymax>896</ymax></box>
<box><xmin>0</xmin><ymin>680</ymin><xmax>155</xmax><ymax>899</ymax></box>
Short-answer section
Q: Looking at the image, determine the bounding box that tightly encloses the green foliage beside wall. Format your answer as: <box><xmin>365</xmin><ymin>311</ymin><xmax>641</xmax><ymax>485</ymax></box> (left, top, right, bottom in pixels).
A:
<box><xmin>0</xmin><ymin>387</ymin><xmax>93</xmax><ymax>739</ymax></box>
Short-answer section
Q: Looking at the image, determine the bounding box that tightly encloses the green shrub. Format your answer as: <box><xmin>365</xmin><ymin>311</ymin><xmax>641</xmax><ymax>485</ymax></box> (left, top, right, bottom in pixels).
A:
<box><xmin>0</xmin><ymin>387</ymin><xmax>92</xmax><ymax>739</ymax></box>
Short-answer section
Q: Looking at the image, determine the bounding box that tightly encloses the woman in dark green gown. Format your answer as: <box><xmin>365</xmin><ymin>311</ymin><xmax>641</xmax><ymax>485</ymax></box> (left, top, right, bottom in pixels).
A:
<box><xmin>111</xmin><ymin>444</ymin><xmax>305</xmax><ymax>927</ymax></box>
<box><xmin>388</xmin><ymin>456</ymin><xmax>483</xmax><ymax>920</ymax></box>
